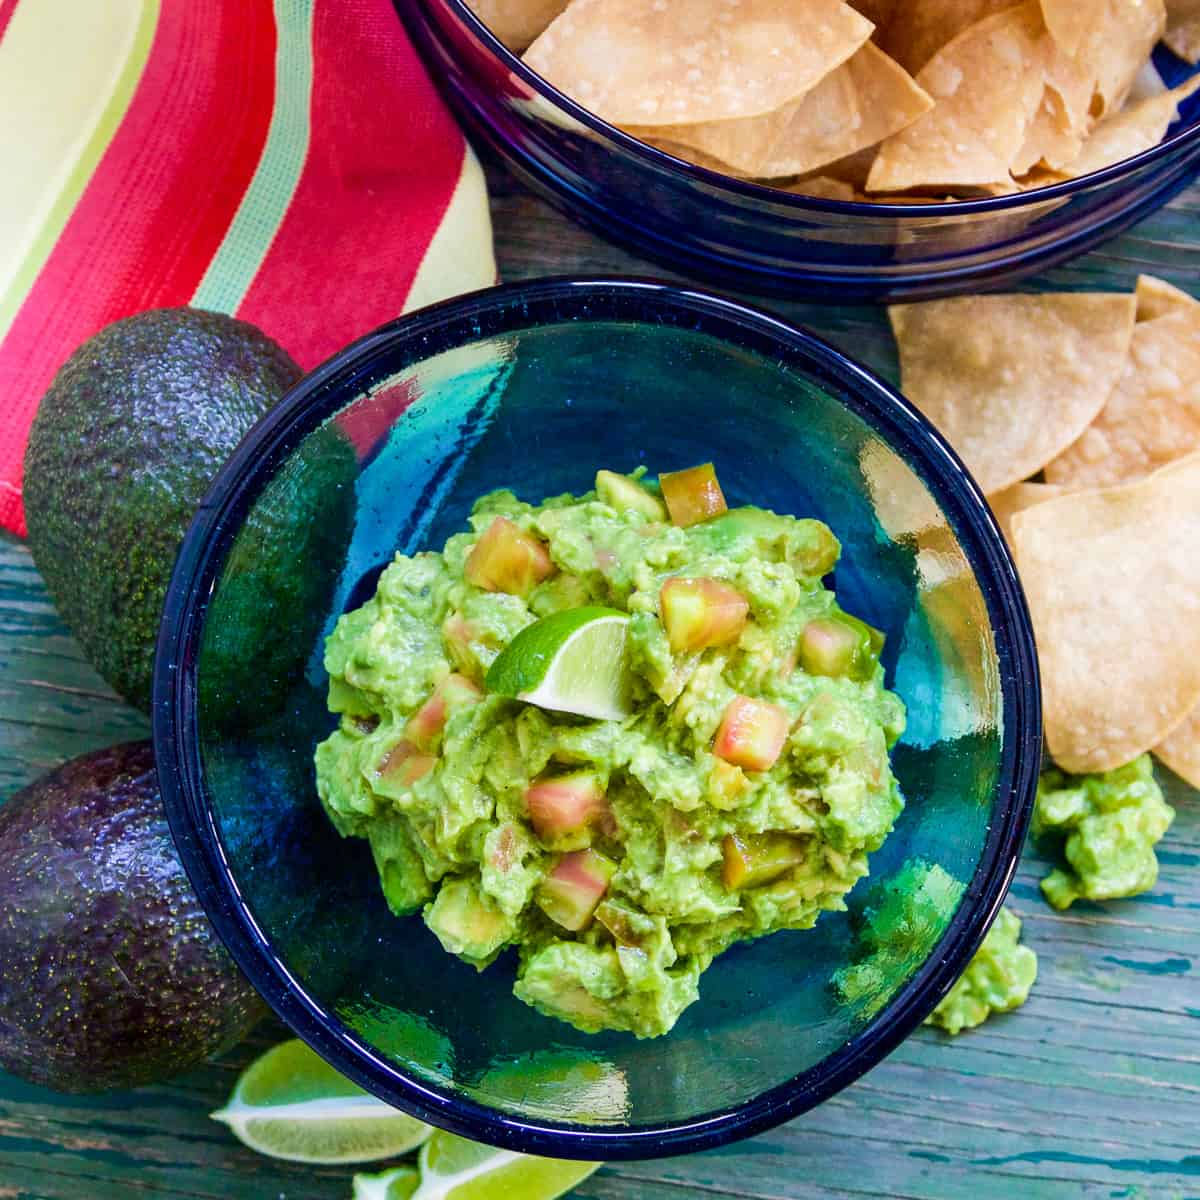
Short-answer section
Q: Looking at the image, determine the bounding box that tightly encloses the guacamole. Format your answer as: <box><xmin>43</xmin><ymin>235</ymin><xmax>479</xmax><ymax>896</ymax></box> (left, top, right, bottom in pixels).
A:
<box><xmin>926</xmin><ymin>905</ymin><xmax>1037</xmax><ymax>1035</ymax></box>
<box><xmin>1034</xmin><ymin>755</ymin><xmax>1174</xmax><ymax>910</ymax></box>
<box><xmin>315</xmin><ymin>466</ymin><xmax>907</xmax><ymax>1038</ymax></box>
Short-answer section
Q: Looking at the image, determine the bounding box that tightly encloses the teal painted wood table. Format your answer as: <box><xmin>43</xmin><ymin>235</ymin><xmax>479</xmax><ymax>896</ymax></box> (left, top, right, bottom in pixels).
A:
<box><xmin>1</xmin><ymin>165</ymin><xmax>1198</xmax><ymax>1199</ymax></box>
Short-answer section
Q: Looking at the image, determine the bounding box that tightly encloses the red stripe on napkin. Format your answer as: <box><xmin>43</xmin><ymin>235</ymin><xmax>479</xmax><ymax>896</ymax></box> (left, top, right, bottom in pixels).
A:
<box><xmin>0</xmin><ymin>0</ymin><xmax>18</xmax><ymax>42</ymax></box>
<box><xmin>0</xmin><ymin>0</ymin><xmax>494</xmax><ymax>537</ymax></box>
<box><xmin>0</xmin><ymin>0</ymin><xmax>276</xmax><ymax>534</ymax></box>
<box><xmin>238</xmin><ymin>0</ymin><xmax>467</xmax><ymax>369</ymax></box>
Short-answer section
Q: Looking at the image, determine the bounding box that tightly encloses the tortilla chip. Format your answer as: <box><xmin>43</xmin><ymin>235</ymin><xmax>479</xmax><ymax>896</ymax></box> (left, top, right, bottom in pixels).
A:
<box><xmin>1012</xmin><ymin>88</ymin><xmax>1086</xmax><ymax>174</ymax></box>
<box><xmin>846</xmin><ymin>0</ymin><xmax>896</xmax><ymax>34</ymax></box>
<box><xmin>987</xmin><ymin>481</ymin><xmax>1068</xmax><ymax>550</ymax></box>
<box><xmin>1011</xmin><ymin>452</ymin><xmax>1200</xmax><ymax>773</ymax></box>
<box><xmin>524</xmin><ymin>0</ymin><xmax>874</xmax><ymax>128</ymax></box>
<box><xmin>1165</xmin><ymin>0</ymin><xmax>1200</xmax><ymax>61</ymax></box>
<box><xmin>1013</xmin><ymin>36</ymin><xmax>1098</xmax><ymax>172</ymax></box>
<box><xmin>1056</xmin><ymin>77</ymin><xmax>1200</xmax><ymax>176</ymax></box>
<box><xmin>1039</xmin><ymin>0</ymin><xmax>1166</xmax><ymax>115</ymax></box>
<box><xmin>882</xmin><ymin>0</ymin><xmax>1020</xmax><ymax>75</ymax></box>
<box><xmin>1136</xmin><ymin>273</ymin><xmax>1197</xmax><ymax>321</ymax></box>
<box><xmin>625</xmin><ymin>43</ymin><xmax>929</xmax><ymax>179</ymax></box>
<box><xmin>1044</xmin><ymin>304</ymin><xmax>1200</xmax><ymax>487</ymax></box>
<box><xmin>866</xmin><ymin>3</ymin><xmax>1047</xmax><ymax>193</ymax></box>
<box><xmin>889</xmin><ymin>292</ymin><xmax>1136</xmax><ymax>493</ymax></box>
<box><xmin>758</xmin><ymin>44</ymin><xmax>932</xmax><ymax>177</ymax></box>
<box><xmin>625</xmin><ymin>49</ymin><xmax>862</xmax><ymax>177</ymax></box>
<box><xmin>1036</xmin><ymin>0</ymin><xmax>1088</xmax><ymax>54</ymax></box>
<box><xmin>813</xmin><ymin>144</ymin><xmax>879</xmax><ymax>187</ymax></box>
<box><xmin>781</xmin><ymin>175</ymin><xmax>861</xmax><ymax>200</ymax></box>
<box><xmin>464</xmin><ymin>0</ymin><xmax>569</xmax><ymax>50</ymax></box>
<box><xmin>1043</xmin><ymin>33</ymin><xmax>1101</xmax><ymax>128</ymax></box>
<box><xmin>637</xmin><ymin>135</ymin><xmax>755</xmax><ymax>176</ymax></box>
<box><xmin>1153</xmin><ymin>701</ymin><xmax>1200</xmax><ymax>787</ymax></box>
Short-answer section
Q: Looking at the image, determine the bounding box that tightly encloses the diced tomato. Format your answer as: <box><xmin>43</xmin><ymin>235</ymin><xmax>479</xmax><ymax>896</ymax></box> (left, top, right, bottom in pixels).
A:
<box><xmin>377</xmin><ymin>739</ymin><xmax>437</xmax><ymax>787</ymax></box>
<box><xmin>660</xmin><ymin>577</ymin><xmax>748</xmax><ymax>653</ymax></box>
<box><xmin>798</xmin><ymin>618</ymin><xmax>860</xmax><ymax>678</ymax></box>
<box><xmin>406</xmin><ymin>692</ymin><xmax>447</xmax><ymax>750</ymax></box>
<box><xmin>536</xmin><ymin>849</ymin><xmax>616</xmax><ymax>931</ymax></box>
<box><xmin>406</xmin><ymin>673</ymin><xmax>484</xmax><ymax>750</ymax></box>
<box><xmin>721</xmin><ymin>832</ymin><xmax>808</xmax><ymax>889</ymax></box>
<box><xmin>713</xmin><ymin>696</ymin><xmax>790</xmax><ymax>772</ymax></box>
<box><xmin>464</xmin><ymin>516</ymin><xmax>555</xmax><ymax>597</ymax></box>
<box><xmin>797</xmin><ymin>613</ymin><xmax>885</xmax><ymax>681</ymax></box>
<box><xmin>524</xmin><ymin>770</ymin><xmax>610</xmax><ymax>843</ymax></box>
<box><xmin>659</xmin><ymin>463</ymin><xmax>728</xmax><ymax>528</ymax></box>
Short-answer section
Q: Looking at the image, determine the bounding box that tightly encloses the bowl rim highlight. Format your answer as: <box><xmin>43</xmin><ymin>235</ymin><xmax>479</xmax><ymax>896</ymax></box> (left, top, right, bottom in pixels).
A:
<box><xmin>427</xmin><ymin>0</ymin><xmax>1200</xmax><ymax>219</ymax></box>
<box><xmin>154</xmin><ymin>277</ymin><xmax>1042</xmax><ymax>1161</ymax></box>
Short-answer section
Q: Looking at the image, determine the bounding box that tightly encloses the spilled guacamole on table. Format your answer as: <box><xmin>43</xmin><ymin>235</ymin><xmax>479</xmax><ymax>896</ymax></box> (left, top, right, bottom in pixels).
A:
<box><xmin>315</xmin><ymin>465</ymin><xmax>907</xmax><ymax>1038</ymax></box>
<box><xmin>1034</xmin><ymin>755</ymin><xmax>1175</xmax><ymax>910</ymax></box>
<box><xmin>926</xmin><ymin>905</ymin><xmax>1037</xmax><ymax>1035</ymax></box>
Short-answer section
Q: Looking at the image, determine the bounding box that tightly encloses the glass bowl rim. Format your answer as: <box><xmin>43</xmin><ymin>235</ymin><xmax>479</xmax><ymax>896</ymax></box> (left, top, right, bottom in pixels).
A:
<box><xmin>153</xmin><ymin>276</ymin><xmax>1042</xmax><ymax>1161</ymax></box>
<box><xmin>419</xmin><ymin>0</ymin><xmax>1200</xmax><ymax>218</ymax></box>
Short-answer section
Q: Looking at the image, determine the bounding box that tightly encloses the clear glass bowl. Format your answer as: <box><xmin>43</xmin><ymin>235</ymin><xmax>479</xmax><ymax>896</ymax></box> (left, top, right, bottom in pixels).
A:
<box><xmin>155</xmin><ymin>279</ymin><xmax>1040</xmax><ymax>1159</ymax></box>
<box><xmin>399</xmin><ymin>0</ymin><xmax>1200</xmax><ymax>302</ymax></box>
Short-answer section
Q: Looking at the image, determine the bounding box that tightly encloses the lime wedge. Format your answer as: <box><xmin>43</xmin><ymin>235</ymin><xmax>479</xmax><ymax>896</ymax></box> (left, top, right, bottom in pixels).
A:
<box><xmin>485</xmin><ymin>606</ymin><xmax>634</xmax><ymax>721</ymax></box>
<box><xmin>414</xmin><ymin>1129</ymin><xmax>600</xmax><ymax>1200</ymax></box>
<box><xmin>211</xmin><ymin>1039</ymin><xmax>432</xmax><ymax>1165</ymax></box>
<box><xmin>353</xmin><ymin>1165</ymin><xmax>421</xmax><ymax>1200</ymax></box>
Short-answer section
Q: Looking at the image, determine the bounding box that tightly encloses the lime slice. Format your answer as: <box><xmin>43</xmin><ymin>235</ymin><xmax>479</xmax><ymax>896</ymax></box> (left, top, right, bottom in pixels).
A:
<box><xmin>414</xmin><ymin>1129</ymin><xmax>600</xmax><ymax>1200</ymax></box>
<box><xmin>485</xmin><ymin>606</ymin><xmax>634</xmax><ymax>721</ymax></box>
<box><xmin>211</xmin><ymin>1039</ymin><xmax>432</xmax><ymax>1165</ymax></box>
<box><xmin>353</xmin><ymin>1165</ymin><xmax>421</xmax><ymax>1200</ymax></box>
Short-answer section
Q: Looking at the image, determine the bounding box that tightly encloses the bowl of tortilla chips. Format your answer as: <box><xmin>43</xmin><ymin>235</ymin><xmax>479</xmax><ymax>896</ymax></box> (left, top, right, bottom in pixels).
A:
<box><xmin>400</xmin><ymin>0</ymin><xmax>1200</xmax><ymax>300</ymax></box>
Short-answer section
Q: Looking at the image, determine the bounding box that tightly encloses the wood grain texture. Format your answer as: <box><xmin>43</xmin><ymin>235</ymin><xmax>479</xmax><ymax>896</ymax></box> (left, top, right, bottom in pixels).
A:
<box><xmin>1</xmin><ymin>164</ymin><xmax>1198</xmax><ymax>1200</ymax></box>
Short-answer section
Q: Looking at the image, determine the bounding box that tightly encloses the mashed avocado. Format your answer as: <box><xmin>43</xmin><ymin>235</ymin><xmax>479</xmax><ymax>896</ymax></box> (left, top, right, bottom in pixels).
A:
<box><xmin>926</xmin><ymin>905</ymin><xmax>1037</xmax><ymax>1034</ymax></box>
<box><xmin>1035</xmin><ymin>755</ymin><xmax>1174</xmax><ymax>910</ymax></box>
<box><xmin>315</xmin><ymin>467</ymin><xmax>907</xmax><ymax>1038</ymax></box>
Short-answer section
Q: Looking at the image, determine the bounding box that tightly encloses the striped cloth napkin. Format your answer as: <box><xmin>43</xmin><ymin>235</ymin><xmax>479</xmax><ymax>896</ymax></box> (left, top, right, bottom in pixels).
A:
<box><xmin>0</xmin><ymin>0</ymin><xmax>496</xmax><ymax>536</ymax></box>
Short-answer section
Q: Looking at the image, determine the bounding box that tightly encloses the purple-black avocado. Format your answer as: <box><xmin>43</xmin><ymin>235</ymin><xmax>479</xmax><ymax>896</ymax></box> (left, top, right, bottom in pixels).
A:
<box><xmin>0</xmin><ymin>741</ymin><xmax>264</xmax><ymax>1092</ymax></box>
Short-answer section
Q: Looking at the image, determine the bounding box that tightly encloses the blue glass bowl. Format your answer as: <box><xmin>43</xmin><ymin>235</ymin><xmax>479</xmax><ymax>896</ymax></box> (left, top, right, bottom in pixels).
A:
<box><xmin>399</xmin><ymin>0</ymin><xmax>1200</xmax><ymax>302</ymax></box>
<box><xmin>155</xmin><ymin>279</ymin><xmax>1040</xmax><ymax>1159</ymax></box>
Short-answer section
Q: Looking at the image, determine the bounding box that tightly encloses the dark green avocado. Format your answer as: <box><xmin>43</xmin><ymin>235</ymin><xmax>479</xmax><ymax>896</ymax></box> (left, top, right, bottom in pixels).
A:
<box><xmin>23</xmin><ymin>308</ymin><xmax>302</xmax><ymax>712</ymax></box>
<box><xmin>0</xmin><ymin>742</ymin><xmax>264</xmax><ymax>1092</ymax></box>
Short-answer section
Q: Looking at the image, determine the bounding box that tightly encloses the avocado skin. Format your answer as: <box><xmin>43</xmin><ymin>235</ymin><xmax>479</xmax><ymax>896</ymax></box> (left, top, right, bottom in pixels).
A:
<box><xmin>24</xmin><ymin>308</ymin><xmax>302</xmax><ymax>712</ymax></box>
<box><xmin>0</xmin><ymin>742</ymin><xmax>265</xmax><ymax>1092</ymax></box>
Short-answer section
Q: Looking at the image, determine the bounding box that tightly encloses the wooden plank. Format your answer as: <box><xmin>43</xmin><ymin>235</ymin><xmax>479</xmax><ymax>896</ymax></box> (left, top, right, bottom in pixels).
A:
<box><xmin>0</xmin><ymin>165</ymin><xmax>1198</xmax><ymax>1199</ymax></box>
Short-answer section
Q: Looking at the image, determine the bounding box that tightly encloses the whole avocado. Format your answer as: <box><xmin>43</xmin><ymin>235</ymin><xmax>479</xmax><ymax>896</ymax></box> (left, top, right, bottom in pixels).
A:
<box><xmin>24</xmin><ymin>308</ymin><xmax>302</xmax><ymax>711</ymax></box>
<box><xmin>0</xmin><ymin>742</ymin><xmax>264</xmax><ymax>1092</ymax></box>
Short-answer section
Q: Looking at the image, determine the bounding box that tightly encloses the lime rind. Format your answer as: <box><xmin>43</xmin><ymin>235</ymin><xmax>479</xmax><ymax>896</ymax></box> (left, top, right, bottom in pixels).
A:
<box><xmin>414</xmin><ymin>1130</ymin><xmax>600</xmax><ymax>1200</ymax></box>
<box><xmin>211</xmin><ymin>1038</ymin><xmax>432</xmax><ymax>1164</ymax></box>
<box><xmin>226</xmin><ymin>1037</ymin><xmax>362</xmax><ymax>1107</ymax></box>
<box><xmin>210</xmin><ymin>1095</ymin><xmax>432</xmax><ymax>1165</ymax></box>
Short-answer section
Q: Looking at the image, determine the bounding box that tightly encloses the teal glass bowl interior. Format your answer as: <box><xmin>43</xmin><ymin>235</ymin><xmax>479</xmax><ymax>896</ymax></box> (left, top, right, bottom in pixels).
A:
<box><xmin>155</xmin><ymin>279</ymin><xmax>1040</xmax><ymax>1159</ymax></box>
